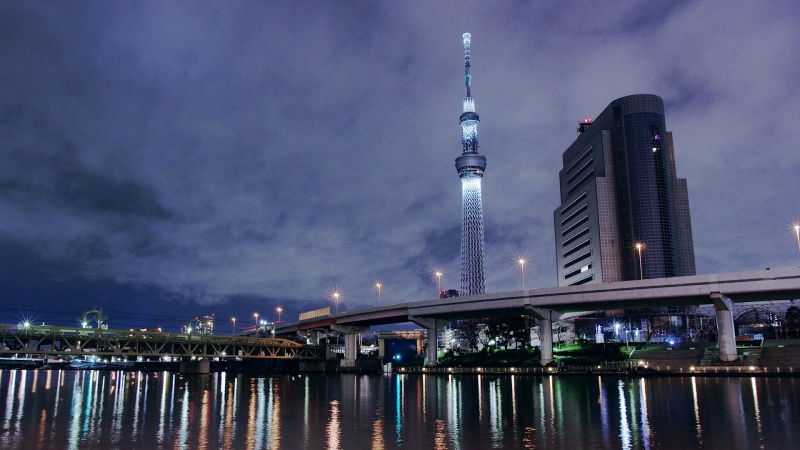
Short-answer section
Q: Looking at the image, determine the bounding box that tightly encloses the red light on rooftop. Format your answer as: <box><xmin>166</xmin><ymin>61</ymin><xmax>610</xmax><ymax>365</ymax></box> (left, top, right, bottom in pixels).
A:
<box><xmin>577</xmin><ymin>117</ymin><xmax>593</xmax><ymax>135</ymax></box>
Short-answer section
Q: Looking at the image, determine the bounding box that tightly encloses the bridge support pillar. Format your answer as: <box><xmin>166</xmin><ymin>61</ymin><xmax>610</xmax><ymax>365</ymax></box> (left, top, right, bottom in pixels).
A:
<box><xmin>712</xmin><ymin>295</ymin><xmax>738</xmax><ymax>362</ymax></box>
<box><xmin>409</xmin><ymin>317</ymin><xmax>449</xmax><ymax>367</ymax></box>
<box><xmin>528</xmin><ymin>308</ymin><xmax>562</xmax><ymax>366</ymax></box>
<box><xmin>331</xmin><ymin>325</ymin><xmax>370</xmax><ymax>364</ymax></box>
<box><xmin>307</xmin><ymin>329</ymin><xmax>327</xmax><ymax>345</ymax></box>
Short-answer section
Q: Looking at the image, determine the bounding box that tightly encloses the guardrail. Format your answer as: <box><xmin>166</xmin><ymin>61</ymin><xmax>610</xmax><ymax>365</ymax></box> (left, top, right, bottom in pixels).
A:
<box><xmin>393</xmin><ymin>363</ymin><xmax>799</xmax><ymax>376</ymax></box>
<box><xmin>396</xmin><ymin>367</ymin><xmax>559</xmax><ymax>374</ymax></box>
<box><xmin>640</xmin><ymin>365</ymin><xmax>797</xmax><ymax>375</ymax></box>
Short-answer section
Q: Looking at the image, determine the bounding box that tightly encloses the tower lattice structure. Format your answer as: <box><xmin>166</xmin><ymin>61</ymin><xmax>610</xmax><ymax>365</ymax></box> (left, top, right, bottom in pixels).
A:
<box><xmin>455</xmin><ymin>33</ymin><xmax>487</xmax><ymax>295</ymax></box>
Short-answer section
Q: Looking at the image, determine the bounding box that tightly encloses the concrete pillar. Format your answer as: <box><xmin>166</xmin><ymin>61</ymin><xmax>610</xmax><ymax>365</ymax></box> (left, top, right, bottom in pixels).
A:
<box><xmin>408</xmin><ymin>316</ymin><xmax>449</xmax><ymax>367</ymax></box>
<box><xmin>345</xmin><ymin>333</ymin><xmax>358</xmax><ymax>360</ymax></box>
<box><xmin>712</xmin><ymin>295</ymin><xmax>738</xmax><ymax>362</ymax></box>
<box><xmin>426</xmin><ymin>326</ymin><xmax>438</xmax><ymax>367</ymax></box>
<box><xmin>331</xmin><ymin>325</ymin><xmax>369</xmax><ymax>365</ymax></box>
<box><xmin>528</xmin><ymin>308</ymin><xmax>562</xmax><ymax>366</ymax></box>
<box><xmin>539</xmin><ymin>317</ymin><xmax>553</xmax><ymax>365</ymax></box>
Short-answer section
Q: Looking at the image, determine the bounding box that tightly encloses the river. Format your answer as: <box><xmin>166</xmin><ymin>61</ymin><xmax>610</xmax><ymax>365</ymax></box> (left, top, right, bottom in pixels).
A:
<box><xmin>1</xmin><ymin>369</ymin><xmax>798</xmax><ymax>449</ymax></box>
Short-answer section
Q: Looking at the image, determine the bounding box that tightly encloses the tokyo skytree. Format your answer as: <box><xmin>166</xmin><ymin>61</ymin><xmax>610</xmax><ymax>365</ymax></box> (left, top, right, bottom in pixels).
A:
<box><xmin>455</xmin><ymin>33</ymin><xmax>487</xmax><ymax>295</ymax></box>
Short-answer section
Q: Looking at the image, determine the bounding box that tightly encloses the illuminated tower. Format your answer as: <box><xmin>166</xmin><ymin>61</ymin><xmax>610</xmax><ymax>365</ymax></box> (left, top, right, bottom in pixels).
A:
<box><xmin>456</xmin><ymin>33</ymin><xmax>487</xmax><ymax>295</ymax></box>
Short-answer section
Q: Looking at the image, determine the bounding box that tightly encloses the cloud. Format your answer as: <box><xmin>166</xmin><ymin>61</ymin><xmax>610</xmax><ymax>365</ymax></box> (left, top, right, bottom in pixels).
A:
<box><xmin>0</xmin><ymin>1</ymin><xmax>798</xmax><ymax>327</ymax></box>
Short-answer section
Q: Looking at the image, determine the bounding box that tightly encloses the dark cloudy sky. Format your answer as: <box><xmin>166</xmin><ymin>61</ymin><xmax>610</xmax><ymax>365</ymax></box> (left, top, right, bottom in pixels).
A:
<box><xmin>2</xmin><ymin>1</ymin><xmax>799</xmax><ymax>330</ymax></box>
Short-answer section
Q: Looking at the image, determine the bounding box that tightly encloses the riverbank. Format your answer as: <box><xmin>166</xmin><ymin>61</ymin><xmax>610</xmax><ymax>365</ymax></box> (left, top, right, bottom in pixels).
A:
<box><xmin>430</xmin><ymin>339</ymin><xmax>800</xmax><ymax>376</ymax></box>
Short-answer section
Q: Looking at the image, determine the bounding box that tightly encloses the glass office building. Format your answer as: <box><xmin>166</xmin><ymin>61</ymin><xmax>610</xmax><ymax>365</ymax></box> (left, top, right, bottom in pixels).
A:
<box><xmin>554</xmin><ymin>94</ymin><xmax>695</xmax><ymax>286</ymax></box>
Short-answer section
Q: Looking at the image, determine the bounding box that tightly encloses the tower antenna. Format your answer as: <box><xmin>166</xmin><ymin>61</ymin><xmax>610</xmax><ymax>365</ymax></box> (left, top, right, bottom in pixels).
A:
<box><xmin>463</xmin><ymin>33</ymin><xmax>472</xmax><ymax>98</ymax></box>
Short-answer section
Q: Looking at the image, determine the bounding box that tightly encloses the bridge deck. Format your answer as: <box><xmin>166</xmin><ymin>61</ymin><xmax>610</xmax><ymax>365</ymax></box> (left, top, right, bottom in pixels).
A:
<box><xmin>278</xmin><ymin>266</ymin><xmax>800</xmax><ymax>332</ymax></box>
<box><xmin>1</xmin><ymin>325</ymin><xmax>324</xmax><ymax>360</ymax></box>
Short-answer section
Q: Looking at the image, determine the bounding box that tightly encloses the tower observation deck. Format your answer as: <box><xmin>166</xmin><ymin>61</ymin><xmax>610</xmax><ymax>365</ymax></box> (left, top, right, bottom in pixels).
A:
<box><xmin>456</xmin><ymin>33</ymin><xmax>487</xmax><ymax>295</ymax></box>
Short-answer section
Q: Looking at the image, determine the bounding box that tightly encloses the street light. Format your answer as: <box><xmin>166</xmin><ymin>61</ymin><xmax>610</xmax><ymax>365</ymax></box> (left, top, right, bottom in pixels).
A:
<box><xmin>276</xmin><ymin>307</ymin><xmax>283</xmax><ymax>324</ymax></box>
<box><xmin>376</xmin><ymin>283</ymin><xmax>382</xmax><ymax>305</ymax></box>
<box><xmin>634</xmin><ymin>242</ymin><xmax>645</xmax><ymax>280</ymax></box>
<box><xmin>254</xmin><ymin>312</ymin><xmax>259</xmax><ymax>327</ymax></box>
<box><xmin>518</xmin><ymin>259</ymin><xmax>526</xmax><ymax>290</ymax></box>
<box><xmin>333</xmin><ymin>292</ymin><xmax>340</xmax><ymax>314</ymax></box>
<box><xmin>231</xmin><ymin>317</ymin><xmax>236</xmax><ymax>334</ymax></box>
<box><xmin>794</xmin><ymin>224</ymin><xmax>800</xmax><ymax>255</ymax></box>
<box><xmin>435</xmin><ymin>271</ymin><xmax>442</xmax><ymax>294</ymax></box>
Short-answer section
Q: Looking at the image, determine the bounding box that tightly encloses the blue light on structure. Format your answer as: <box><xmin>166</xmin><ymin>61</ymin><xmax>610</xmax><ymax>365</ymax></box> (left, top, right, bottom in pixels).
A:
<box><xmin>455</xmin><ymin>32</ymin><xmax>487</xmax><ymax>296</ymax></box>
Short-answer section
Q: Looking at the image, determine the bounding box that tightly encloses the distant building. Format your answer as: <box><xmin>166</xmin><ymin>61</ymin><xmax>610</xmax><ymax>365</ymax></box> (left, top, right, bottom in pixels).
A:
<box><xmin>553</xmin><ymin>94</ymin><xmax>695</xmax><ymax>287</ymax></box>
<box><xmin>191</xmin><ymin>314</ymin><xmax>215</xmax><ymax>334</ymax></box>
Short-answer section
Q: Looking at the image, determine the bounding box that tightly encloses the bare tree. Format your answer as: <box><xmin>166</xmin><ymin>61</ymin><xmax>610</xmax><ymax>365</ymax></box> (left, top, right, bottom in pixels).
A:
<box><xmin>455</xmin><ymin>319</ymin><xmax>482</xmax><ymax>351</ymax></box>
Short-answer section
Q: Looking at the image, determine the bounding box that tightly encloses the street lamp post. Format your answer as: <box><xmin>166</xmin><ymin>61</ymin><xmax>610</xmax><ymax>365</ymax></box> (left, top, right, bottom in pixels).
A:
<box><xmin>794</xmin><ymin>224</ymin><xmax>800</xmax><ymax>255</ymax></box>
<box><xmin>254</xmin><ymin>313</ymin><xmax>259</xmax><ymax>328</ymax></box>
<box><xmin>333</xmin><ymin>292</ymin><xmax>340</xmax><ymax>314</ymax></box>
<box><xmin>231</xmin><ymin>317</ymin><xmax>236</xmax><ymax>335</ymax></box>
<box><xmin>376</xmin><ymin>283</ymin><xmax>382</xmax><ymax>305</ymax></box>
<box><xmin>276</xmin><ymin>307</ymin><xmax>283</xmax><ymax>324</ymax></box>
<box><xmin>634</xmin><ymin>242</ymin><xmax>645</xmax><ymax>280</ymax></box>
<box><xmin>435</xmin><ymin>272</ymin><xmax>442</xmax><ymax>294</ymax></box>
<box><xmin>518</xmin><ymin>259</ymin><xmax>526</xmax><ymax>290</ymax></box>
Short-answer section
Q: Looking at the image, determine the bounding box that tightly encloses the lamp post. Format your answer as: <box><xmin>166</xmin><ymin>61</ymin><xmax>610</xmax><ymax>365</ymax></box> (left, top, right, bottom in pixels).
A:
<box><xmin>333</xmin><ymin>292</ymin><xmax>340</xmax><ymax>314</ymax></box>
<box><xmin>794</xmin><ymin>224</ymin><xmax>800</xmax><ymax>255</ymax></box>
<box><xmin>634</xmin><ymin>242</ymin><xmax>645</xmax><ymax>280</ymax></box>
<box><xmin>435</xmin><ymin>272</ymin><xmax>442</xmax><ymax>294</ymax></box>
<box><xmin>254</xmin><ymin>312</ymin><xmax>259</xmax><ymax>328</ymax></box>
<box><xmin>376</xmin><ymin>283</ymin><xmax>382</xmax><ymax>305</ymax></box>
<box><xmin>518</xmin><ymin>259</ymin><xmax>526</xmax><ymax>290</ymax></box>
<box><xmin>231</xmin><ymin>317</ymin><xmax>236</xmax><ymax>335</ymax></box>
<box><xmin>276</xmin><ymin>307</ymin><xmax>283</xmax><ymax>324</ymax></box>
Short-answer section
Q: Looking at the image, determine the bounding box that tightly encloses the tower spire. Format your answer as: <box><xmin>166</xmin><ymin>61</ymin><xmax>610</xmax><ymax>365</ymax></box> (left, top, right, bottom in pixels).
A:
<box><xmin>455</xmin><ymin>33</ymin><xmax>487</xmax><ymax>296</ymax></box>
<box><xmin>463</xmin><ymin>33</ymin><xmax>472</xmax><ymax>98</ymax></box>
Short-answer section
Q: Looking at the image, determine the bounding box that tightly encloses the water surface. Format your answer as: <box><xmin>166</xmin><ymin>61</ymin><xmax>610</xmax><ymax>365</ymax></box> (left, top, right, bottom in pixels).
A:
<box><xmin>1</xmin><ymin>369</ymin><xmax>798</xmax><ymax>449</ymax></box>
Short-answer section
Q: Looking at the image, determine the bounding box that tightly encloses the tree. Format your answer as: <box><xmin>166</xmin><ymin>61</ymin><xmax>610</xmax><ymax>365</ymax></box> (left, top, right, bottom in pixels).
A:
<box><xmin>486</xmin><ymin>316</ymin><xmax>530</xmax><ymax>349</ymax></box>
<box><xmin>455</xmin><ymin>319</ymin><xmax>483</xmax><ymax>351</ymax></box>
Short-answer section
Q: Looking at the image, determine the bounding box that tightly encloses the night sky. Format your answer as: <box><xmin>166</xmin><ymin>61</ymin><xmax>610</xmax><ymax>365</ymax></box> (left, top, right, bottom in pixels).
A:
<box><xmin>2</xmin><ymin>1</ymin><xmax>799</xmax><ymax>331</ymax></box>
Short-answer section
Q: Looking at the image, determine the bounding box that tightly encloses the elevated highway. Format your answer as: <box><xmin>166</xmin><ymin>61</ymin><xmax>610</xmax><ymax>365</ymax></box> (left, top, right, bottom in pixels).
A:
<box><xmin>279</xmin><ymin>266</ymin><xmax>800</xmax><ymax>365</ymax></box>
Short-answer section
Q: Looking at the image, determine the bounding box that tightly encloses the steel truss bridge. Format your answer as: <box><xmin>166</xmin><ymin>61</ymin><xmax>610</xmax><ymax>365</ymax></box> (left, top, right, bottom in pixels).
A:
<box><xmin>0</xmin><ymin>325</ymin><xmax>325</xmax><ymax>360</ymax></box>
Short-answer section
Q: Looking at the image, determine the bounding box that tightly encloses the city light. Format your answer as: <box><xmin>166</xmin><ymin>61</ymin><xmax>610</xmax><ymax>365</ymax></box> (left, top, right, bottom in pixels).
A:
<box><xmin>254</xmin><ymin>313</ymin><xmax>259</xmax><ymax>327</ymax></box>
<box><xmin>518</xmin><ymin>258</ymin><xmax>526</xmax><ymax>290</ymax></box>
<box><xmin>376</xmin><ymin>283</ymin><xmax>382</xmax><ymax>305</ymax></box>
<box><xmin>435</xmin><ymin>271</ymin><xmax>442</xmax><ymax>293</ymax></box>
<box><xmin>332</xmin><ymin>292</ymin><xmax>340</xmax><ymax>314</ymax></box>
<box><xmin>231</xmin><ymin>317</ymin><xmax>236</xmax><ymax>334</ymax></box>
<box><xmin>276</xmin><ymin>307</ymin><xmax>283</xmax><ymax>324</ymax></box>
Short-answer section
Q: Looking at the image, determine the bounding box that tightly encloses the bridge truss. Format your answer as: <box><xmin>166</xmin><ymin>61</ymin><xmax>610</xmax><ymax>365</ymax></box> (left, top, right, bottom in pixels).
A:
<box><xmin>0</xmin><ymin>325</ymin><xmax>325</xmax><ymax>360</ymax></box>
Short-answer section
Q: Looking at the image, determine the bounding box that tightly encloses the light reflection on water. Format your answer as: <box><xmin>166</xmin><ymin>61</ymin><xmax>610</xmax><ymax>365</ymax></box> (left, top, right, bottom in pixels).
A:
<box><xmin>0</xmin><ymin>369</ymin><xmax>798</xmax><ymax>449</ymax></box>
